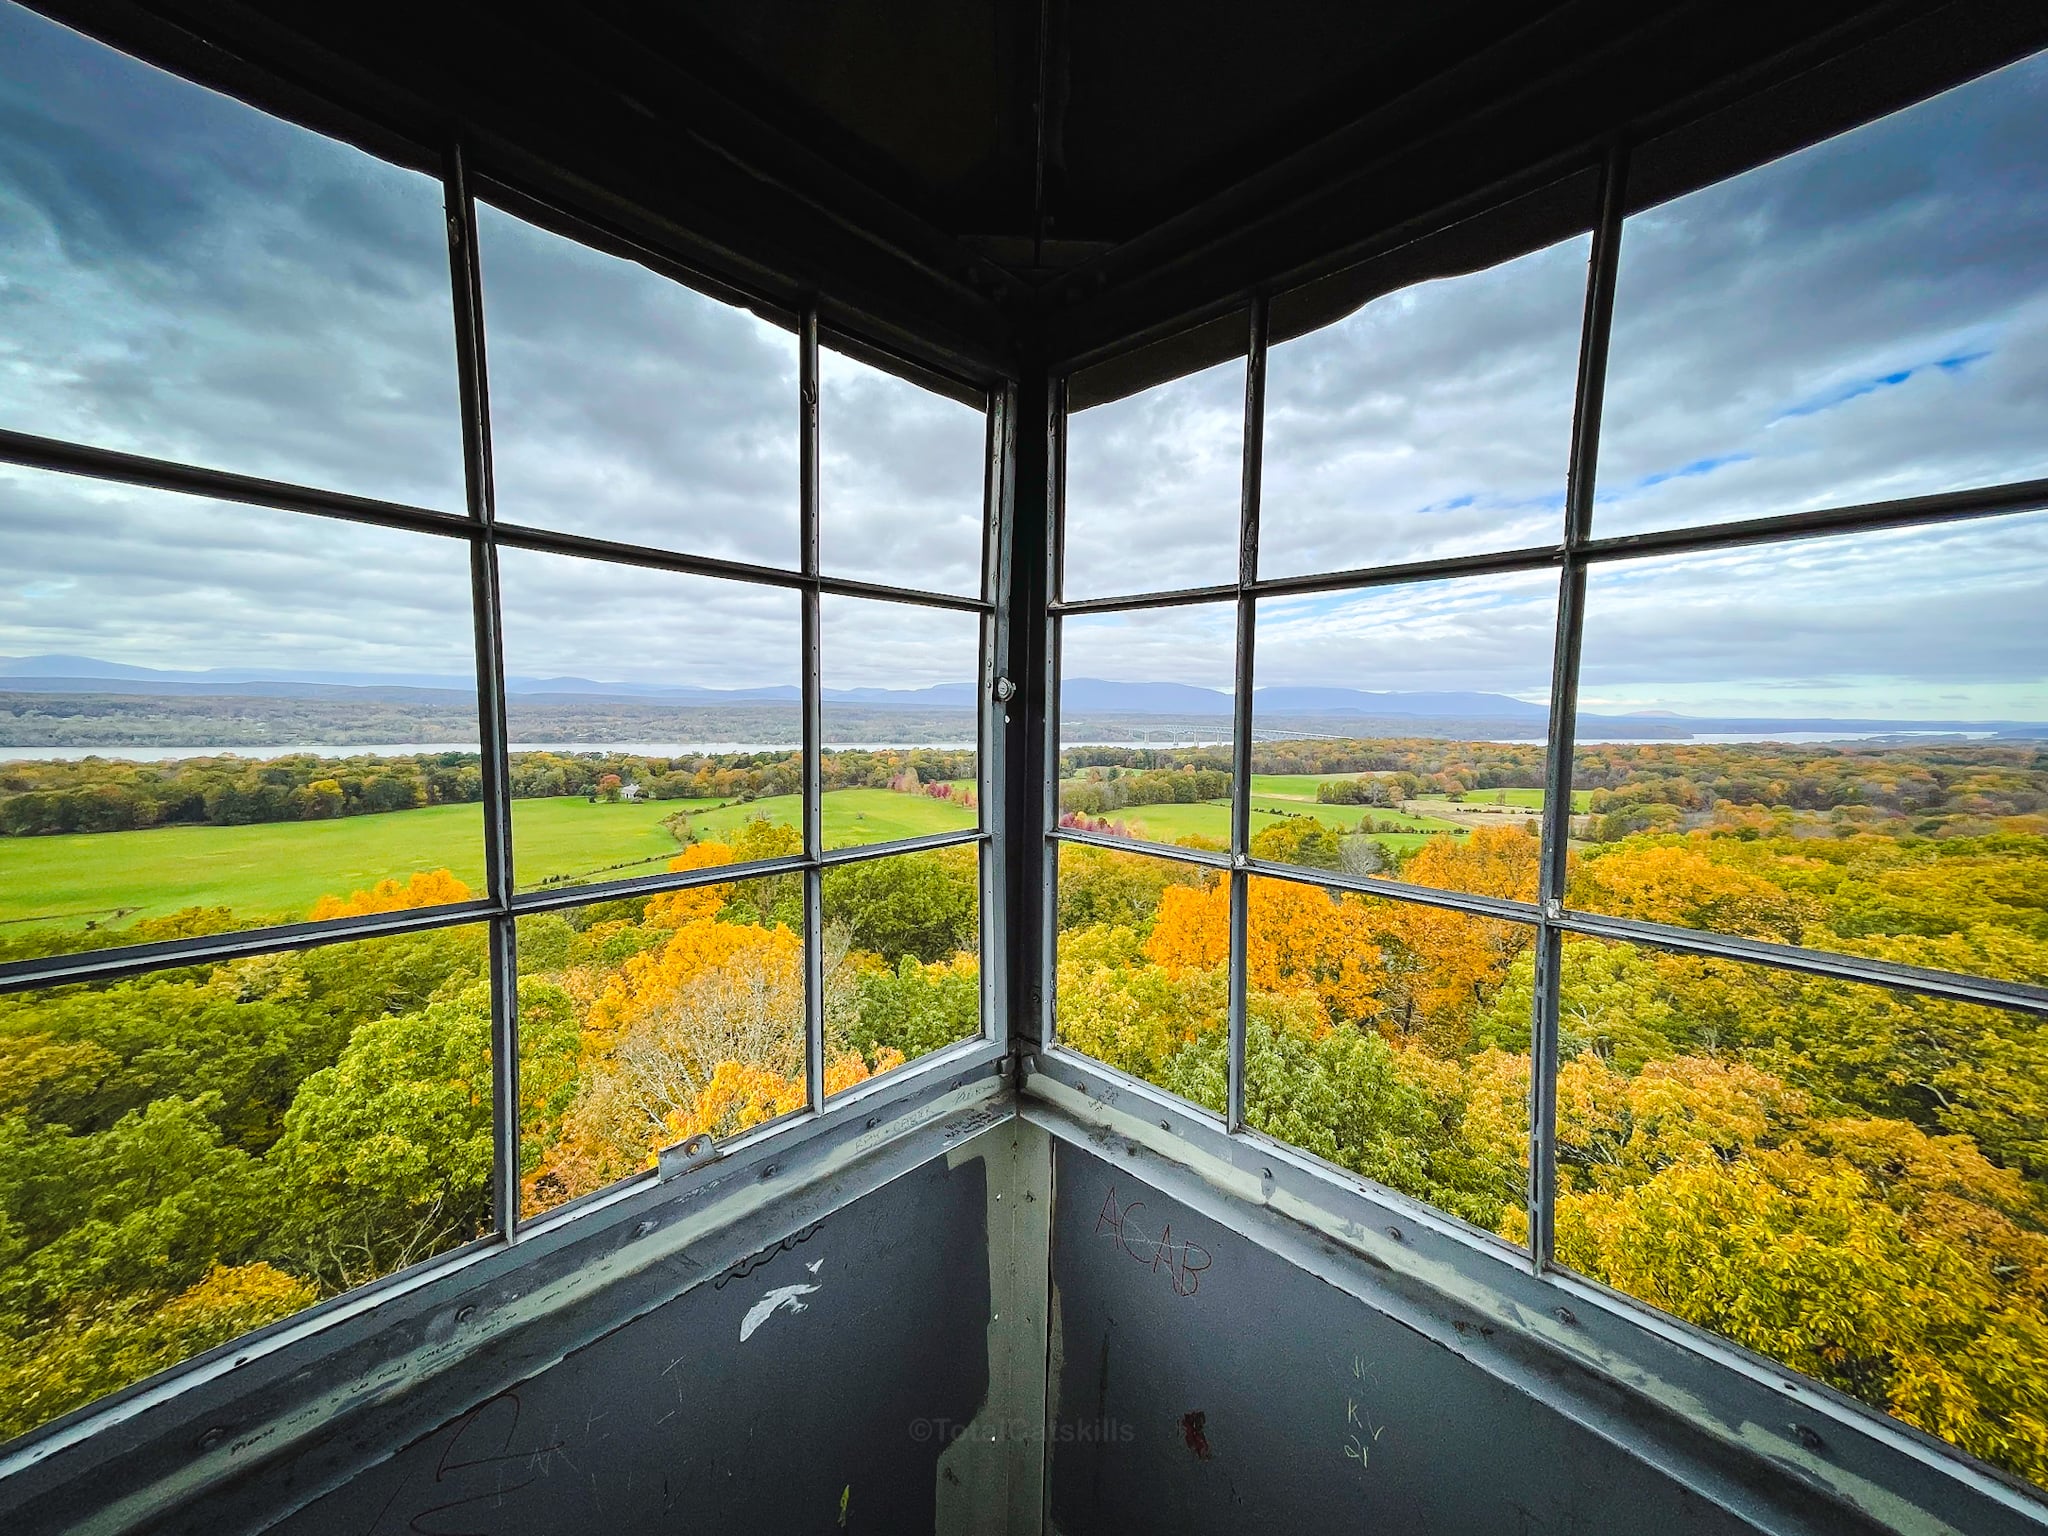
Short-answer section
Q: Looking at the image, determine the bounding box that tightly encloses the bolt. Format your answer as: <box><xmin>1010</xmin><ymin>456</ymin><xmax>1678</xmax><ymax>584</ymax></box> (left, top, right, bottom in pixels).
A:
<box><xmin>1554</xmin><ymin>1306</ymin><xmax>1579</xmax><ymax>1327</ymax></box>
<box><xmin>198</xmin><ymin>1427</ymin><xmax>227</xmax><ymax>1451</ymax></box>
<box><xmin>1793</xmin><ymin>1423</ymin><xmax>1826</xmax><ymax>1453</ymax></box>
<box><xmin>760</xmin><ymin>1164</ymin><xmax>779</xmax><ymax>1180</ymax></box>
<box><xmin>1386</xmin><ymin>1225</ymin><xmax>1403</xmax><ymax>1242</ymax></box>
<box><xmin>456</xmin><ymin>1305</ymin><xmax>478</xmax><ymax>1324</ymax></box>
<box><xmin>635</xmin><ymin>1220</ymin><xmax>657</xmax><ymax>1237</ymax></box>
<box><xmin>866</xmin><ymin>1115</ymin><xmax>882</xmax><ymax>1130</ymax></box>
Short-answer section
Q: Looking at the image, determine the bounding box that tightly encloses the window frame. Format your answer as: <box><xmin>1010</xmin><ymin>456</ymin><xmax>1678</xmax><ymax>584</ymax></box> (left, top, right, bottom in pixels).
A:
<box><xmin>1037</xmin><ymin>137</ymin><xmax>2048</xmax><ymax>1503</ymax></box>
<box><xmin>0</xmin><ymin>134</ymin><xmax>1010</xmax><ymax>1444</ymax></box>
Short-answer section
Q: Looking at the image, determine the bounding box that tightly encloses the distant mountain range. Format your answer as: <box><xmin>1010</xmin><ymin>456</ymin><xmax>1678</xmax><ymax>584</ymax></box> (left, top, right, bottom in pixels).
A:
<box><xmin>3</xmin><ymin>656</ymin><xmax>2043</xmax><ymax>738</ymax></box>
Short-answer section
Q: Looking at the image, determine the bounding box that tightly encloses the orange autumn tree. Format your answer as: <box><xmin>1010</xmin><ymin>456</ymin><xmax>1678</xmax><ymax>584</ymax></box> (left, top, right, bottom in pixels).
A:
<box><xmin>1145</xmin><ymin>875</ymin><xmax>1383</xmax><ymax>1025</ymax></box>
<box><xmin>308</xmin><ymin>868</ymin><xmax>471</xmax><ymax>919</ymax></box>
<box><xmin>525</xmin><ymin>821</ymin><xmax>889</xmax><ymax>1209</ymax></box>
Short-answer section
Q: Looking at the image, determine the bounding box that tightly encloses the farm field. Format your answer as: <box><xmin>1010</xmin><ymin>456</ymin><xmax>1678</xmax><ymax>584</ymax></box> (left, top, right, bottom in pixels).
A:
<box><xmin>0</xmin><ymin>788</ymin><xmax>976</xmax><ymax>936</ymax></box>
<box><xmin>1414</xmin><ymin>787</ymin><xmax>1592</xmax><ymax>811</ymax></box>
<box><xmin>670</xmin><ymin>789</ymin><xmax>975</xmax><ymax>851</ymax></box>
<box><xmin>1246</xmin><ymin>772</ymin><xmax>1381</xmax><ymax>800</ymax></box>
<box><xmin>1097</xmin><ymin>796</ymin><xmax>1467</xmax><ymax>849</ymax></box>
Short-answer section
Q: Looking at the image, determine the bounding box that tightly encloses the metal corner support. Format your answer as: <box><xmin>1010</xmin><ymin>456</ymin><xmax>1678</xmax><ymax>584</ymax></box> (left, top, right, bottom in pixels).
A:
<box><xmin>1001</xmin><ymin>363</ymin><xmax>1056</xmax><ymax>1058</ymax></box>
<box><xmin>800</xmin><ymin>305</ymin><xmax>826</xmax><ymax>1113</ymax></box>
<box><xmin>442</xmin><ymin>137</ymin><xmax>521</xmax><ymax>1243</ymax></box>
<box><xmin>1528</xmin><ymin>140</ymin><xmax>1628</xmax><ymax>1272</ymax></box>
<box><xmin>1227</xmin><ymin>300</ymin><xmax>1268</xmax><ymax>1134</ymax></box>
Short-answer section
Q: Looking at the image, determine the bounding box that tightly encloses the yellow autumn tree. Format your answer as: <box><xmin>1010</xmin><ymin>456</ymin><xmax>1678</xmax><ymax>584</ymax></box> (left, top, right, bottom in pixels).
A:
<box><xmin>308</xmin><ymin>868</ymin><xmax>472</xmax><ymax>920</ymax></box>
<box><xmin>1145</xmin><ymin>876</ymin><xmax>1383</xmax><ymax>1024</ymax></box>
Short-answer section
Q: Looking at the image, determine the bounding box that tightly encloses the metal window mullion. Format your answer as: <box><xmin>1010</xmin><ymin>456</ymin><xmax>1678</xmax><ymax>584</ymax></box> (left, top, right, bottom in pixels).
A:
<box><xmin>1529</xmin><ymin>141</ymin><xmax>1628</xmax><ymax>1273</ymax></box>
<box><xmin>1041</xmin><ymin>379</ymin><xmax>1069</xmax><ymax>1049</ymax></box>
<box><xmin>444</xmin><ymin>139</ymin><xmax>522</xmax><ymax>1244</ymax></box>
<box><xmin>800</xmin><ymin>306</ymin><xmax>826</xmax><ymax>1114</ymax></box>
<box><xmin>1228</xmin><ymin>301</ymin><xmax>1268</xmax><ymax>1134</ymax></box>
<box><xmin>979</xmin><ymin>388</ymin><xmax>1007</xmax><ymax>1051</ymax></box>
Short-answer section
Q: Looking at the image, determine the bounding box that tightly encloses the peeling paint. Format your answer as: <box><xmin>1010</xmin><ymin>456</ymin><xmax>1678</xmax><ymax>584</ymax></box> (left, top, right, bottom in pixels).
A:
<box><xmin>739</xmin><ymin>1284</ymin><xmax>819</xmax><ymax>1343</ymax></box>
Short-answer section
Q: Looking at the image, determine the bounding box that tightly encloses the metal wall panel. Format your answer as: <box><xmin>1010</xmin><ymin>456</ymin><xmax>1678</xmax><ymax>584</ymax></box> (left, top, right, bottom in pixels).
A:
<box><xmin>255</xmin><ymin>1152</ymin><xmax>994</xmax><ymax>1536</ymax></box>
<box><xmin>1044</xmin><ymin>1140</ymin><xmax>1879</xmax><ymax>1536</ymax></box>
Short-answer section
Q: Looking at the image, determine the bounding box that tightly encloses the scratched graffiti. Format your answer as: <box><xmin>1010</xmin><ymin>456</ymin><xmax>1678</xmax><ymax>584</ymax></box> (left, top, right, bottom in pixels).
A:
<box><xmin>1343</xmin><ymin>1353</ymin><xmax>1384</xmax><ymax>1473</ymax></box>
<box><xmin>363</xmin><ymin>1390</ymin><xmax>565</xmax><ymax>1536</ymax></box>
<box><xmin>714</xmin><ymin>1221</ymin><xmax>823</xmax><ymax>1290</ymax></box>
<box><xmin>1093</xmin><ymin>1185</ymin><xmax>1211</xmax><ymax>1297</ymax></box>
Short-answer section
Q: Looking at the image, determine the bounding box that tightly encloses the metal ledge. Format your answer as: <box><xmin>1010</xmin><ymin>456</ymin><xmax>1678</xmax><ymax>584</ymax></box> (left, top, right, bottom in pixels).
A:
<box><xmin>1022</xmin><ymin>1046</ymin><xmax>2048</xmax><ymax>1536</ymax></box>
<box><xmin>0</xmin><ymin>1039</ymin><xmax>1008</xmax><ymax>1536</ymax></box>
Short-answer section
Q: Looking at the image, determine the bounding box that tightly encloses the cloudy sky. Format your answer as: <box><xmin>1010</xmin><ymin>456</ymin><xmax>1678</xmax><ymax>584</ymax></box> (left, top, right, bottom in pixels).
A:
<box><xmin>0</xmin><ymin>2</ymin><xmax>2041</xmax><ymax>722</ymax></box>
<box><xmin>0</xmin><ymin>1</ymin><xmax>984</xmax><ymax>700</ymax></box>
<box><xmin>1059</xmin><ymin>45</ymin><xmax>2048</xmax><ymax>722</ymax></box>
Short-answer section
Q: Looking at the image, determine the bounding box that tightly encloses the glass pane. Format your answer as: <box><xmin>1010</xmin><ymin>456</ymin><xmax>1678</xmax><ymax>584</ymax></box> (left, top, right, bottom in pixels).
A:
<box><xmin>820</xmin><ymin>595</ymin><xmax>981</xmax><ymax>850</ymax></box>
<box><xmin>0</xmin><ymin>468</ymin><xmax>480</xmax><ymax>960</ymax></box>
<box><xmin>1261</xmin><ymin>235</ymin><xmax>1588</xmax><ymax>578</ymax></box>
<box><xmin>1245</xmin><ymin>876</ymin><xmax>1533</xmax><ymax>1237</ymax></box>
<box><xmin>1571</xmin><ymin>512</ymin><xmax>2048</xmax><ymax>982</ymax></box>
<box><xmin>1063</xmin><ymin>356</ymin><xmax>1244</xmax><ymax>600</ymax></box>
<box><xmin>1059</xmin><ymin>603</ymin><xmax>1235</xmax><ymax>852</ymax></box>
<box><xmin>517</xmin><ymin>869</ymin><xmax>804</xmax><ymax>1216</ymax></box>
<box><xmin>477</xmin><ymin>202</ymin><xmax>799</xmax><ymax>565</ymax></box>
<box><xmin>496</xmin><ymin>550</ymin><xmax>801</xmax><ymax>892</ymax></box>
<box><xmin>1552</xmin><ymin>934</ymin><xmax>2048</xmax><ymax>1490</ymax></box>
<box><xmin>0</xmin><ymin>5</ymin><xmax>463</xmax><ymax>508</ymax></box>
<box><xmin>1251</xmin><ymin>571</ymin><xmax>1557</xmax><ymax>897</ymax></box>
<box><xmin>0</xmin><ymin>922</ymin><xmax>491</xmax><ymax>1442</ymax></box>
<box><xmin>819</xmin><ymin>346</ymin><xmax>985</xmax><ymax>596</ymax></box>
<box><xmin>1054</xmin><ymin>843</ymin><xmax>1227</xmax><ymax>1113</ymax></box>
<box><xmin>824</xmin><ymin>845</ymin><xmax>982</xmax><ymax>1090</ymax></box>
<box><xmin>1599</xmin><ymin>48</ymin><xmax>2048</xmax><ymax>538</ymax></box>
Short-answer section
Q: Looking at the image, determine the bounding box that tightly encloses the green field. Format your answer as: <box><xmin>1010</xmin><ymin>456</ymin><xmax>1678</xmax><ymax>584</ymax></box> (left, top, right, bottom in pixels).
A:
<box><xmin>1246</xmin><ymin>772</ymin><xmax>1381</xmax><ymax>800</ymax></box>
<box><xmin>0</xmin><ymin>788</ymin><xmax>978</xmax><ymax>936</ymax></box>
<box><xmin>1416</xmin><ymin>787</ymin><xmax>1592</xmax><ymax>812</ymax></box>
<box><xmin>1091</xmin><ymin>796</ymin><xmax>1466</xmax><ymax>850</ymax></box>
<box><xmin>673</xmin><ymin>790</ymin><xmax>975</xmax><ymax>850</ymax></box>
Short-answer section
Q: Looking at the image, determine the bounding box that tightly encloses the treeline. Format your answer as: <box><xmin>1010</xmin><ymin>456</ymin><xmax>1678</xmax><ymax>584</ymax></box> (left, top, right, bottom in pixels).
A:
<box><xmin>1058</xmin><ymin>765</ymin><xmax>1233</xmax><ymax>815</ymax></box>
<box><xmin>1057</xmin><ymin>738</ymin><xmax>2048</xmax><ymax>839</ymax></box>
<box><xmin>1579</xmin><ymin>742</ymin><xmax>2048</xmax><ymax>842</ymax></box>
<box><xmin>0</xmin><ymin>747</ymin><xmax>978</xmax><ymax>837</ymax></box>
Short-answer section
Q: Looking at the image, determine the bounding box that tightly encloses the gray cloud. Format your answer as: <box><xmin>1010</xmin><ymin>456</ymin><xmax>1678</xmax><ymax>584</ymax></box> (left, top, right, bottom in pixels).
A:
<box><xmin>819</xmin><ymin>348</ymin><xmax>985</xmax><ymax>596</ymax></box>
<box><xmin>1061</xmin><ymin>602</ymin><xmax>1238</xmax><ymax>693</ymax></box>
<box><xmin>0</xmin><ymin>3</ymin><xmax>464</xmax><ymax>509</ymax></box>
<box><xmin>1062</xmin><ymin>357</ymin><xmax>1244</xmax><ymax>599</ymax></box>
<box><xmin>1254</xmin><ymin>571</ymin><xmax>1560</xmax><ymax>703</ymax></box>
<box><xmin>0</xmin><ymin>465</ymin><xmax>476</xmax><ymax>679</ymax></box>
<box><xmin>1259</xmin><ymin>235</ymin><xmax>1588</xmax><ymax>575</ymax></box>
<box><xmin>1596</xmin><ymin>48</ymin><xmax>2048</xmax><ymax>533</ymax></box>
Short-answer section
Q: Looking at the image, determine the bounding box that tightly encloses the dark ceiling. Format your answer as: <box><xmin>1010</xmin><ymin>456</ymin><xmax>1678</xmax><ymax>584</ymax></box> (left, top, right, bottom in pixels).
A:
<box><xmin>33</xmin><ymin>0</ymin><xmax>2048</xmax><ymax>385</ymax></box>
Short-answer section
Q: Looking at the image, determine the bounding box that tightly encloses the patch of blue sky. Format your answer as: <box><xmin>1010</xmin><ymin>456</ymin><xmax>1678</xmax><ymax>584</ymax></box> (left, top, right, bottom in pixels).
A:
<box><xmin>1773</xmin><ymin>349</ymin><xmax>1993</xmax><ymax>422</ymax></box>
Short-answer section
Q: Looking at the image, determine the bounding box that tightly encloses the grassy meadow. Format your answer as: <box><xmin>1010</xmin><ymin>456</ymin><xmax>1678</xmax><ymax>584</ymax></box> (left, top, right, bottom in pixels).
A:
<box><xmin>0</xmin><ymin>788</ymin><xmax>977</xmax><ymax>937</ymax></box>
<box><xmin>1083</xmin><ymin>787</ymin><xmax>1467</xmax><ymax>851</ymax></box>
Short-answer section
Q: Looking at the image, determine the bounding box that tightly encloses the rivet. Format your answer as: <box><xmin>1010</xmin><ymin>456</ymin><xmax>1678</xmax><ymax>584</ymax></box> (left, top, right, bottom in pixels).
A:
<box><xmin>635</xmin><ymin>1220</ymin><xmax>657</xmax><ymax>1237</ymax></box>
<box><xmin>1793</xmin><ymin>1423</ymin><xmax>1826</xmax><ymax>1452</ymax></box>
<box><xmin>198</xmin><ymin>1427</ymin><xmax>227</xmax><ymax>1450</ymax></box>
<box><xmin>1554</xmin><ymin>1306</ymin><xmax>1579</xmax><ymax>1326</ymax></box>
<box><xmin>456</xmin><ymin>1305</ymin><xmax>477</xmax><ymax>1324</ymax></box>
<box><xmin>761</xmin><ymin>1164</ymin><xmax>779</xmax><ymax>1180</ymax></box>
<box><xmin>1386</xmin><ymin>1226</ymin><xmax>1403</xmax><ymax>1242</ymax></box>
